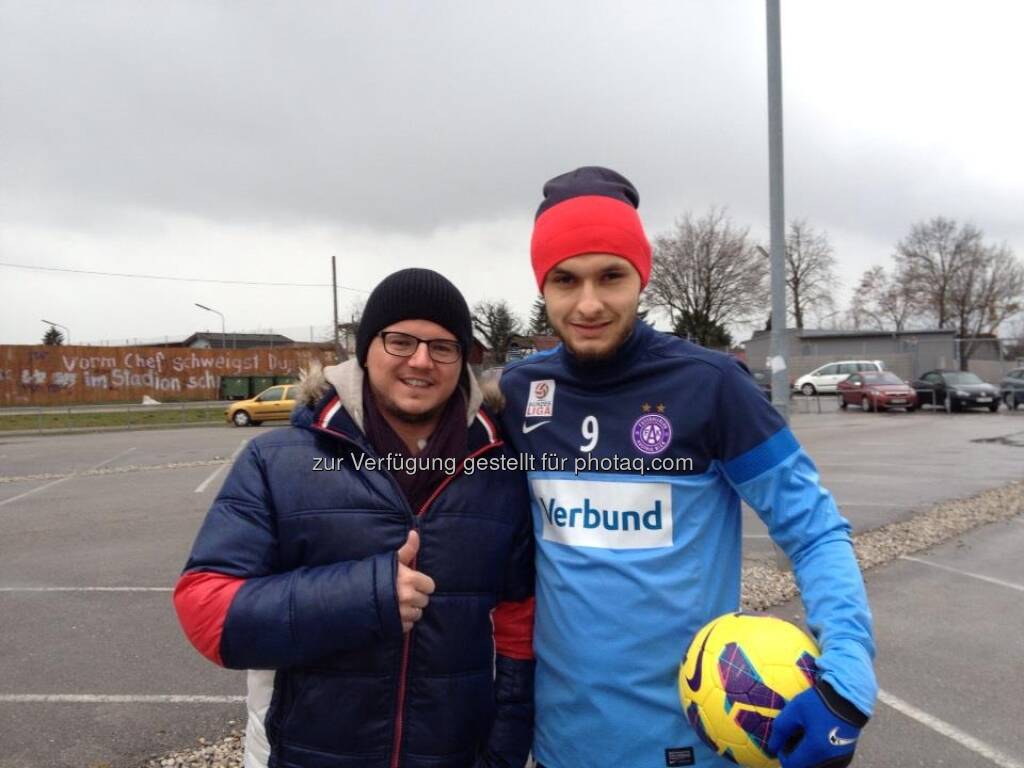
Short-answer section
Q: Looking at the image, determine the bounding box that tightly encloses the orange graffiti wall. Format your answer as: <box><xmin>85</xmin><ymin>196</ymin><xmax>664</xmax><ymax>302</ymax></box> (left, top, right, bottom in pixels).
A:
<box><xmin>0</xmin><ymin>345</ymin><xmax>336</xmax><ymax>406</ymax></box>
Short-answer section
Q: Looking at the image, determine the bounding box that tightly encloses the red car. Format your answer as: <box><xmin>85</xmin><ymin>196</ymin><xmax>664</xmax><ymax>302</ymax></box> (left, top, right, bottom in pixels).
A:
<box><xmin>837</xmin><ymin>371</ymin><xmax>918</xmax><ymax>412</ymax></box>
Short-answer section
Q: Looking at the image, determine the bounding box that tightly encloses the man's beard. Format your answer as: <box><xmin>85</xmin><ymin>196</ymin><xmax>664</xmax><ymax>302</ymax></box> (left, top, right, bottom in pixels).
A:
<box><xmin>370</xmin><ymin>383</ymin><xmax>445</xmax><ymax>425</ymax></box>
<box><xmin>561</xmin><ymin>317</ymin><xmax>636</xmax><ymax>363</ymax></box>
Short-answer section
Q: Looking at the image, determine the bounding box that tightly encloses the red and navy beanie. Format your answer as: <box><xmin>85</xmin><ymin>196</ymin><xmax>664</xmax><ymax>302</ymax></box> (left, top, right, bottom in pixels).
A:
<box><xmin>530</xmin><ymin>166</ymin><xmax>652</xmax><ymax>290</ymax></box>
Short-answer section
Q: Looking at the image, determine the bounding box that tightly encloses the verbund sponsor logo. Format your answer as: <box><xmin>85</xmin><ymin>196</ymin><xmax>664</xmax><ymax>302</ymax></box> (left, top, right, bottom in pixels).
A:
<box><xmin>531</xmin><ymin>477</ymin><xmax>673</xmax><ymax>549</ymax></box>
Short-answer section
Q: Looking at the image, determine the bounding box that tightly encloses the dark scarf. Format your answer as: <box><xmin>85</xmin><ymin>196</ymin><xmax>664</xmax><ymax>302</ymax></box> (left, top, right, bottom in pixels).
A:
<box><xmin>361</xmin><ymin>377</ymin><xmax>469</xmax><ymax>513</ymax></box>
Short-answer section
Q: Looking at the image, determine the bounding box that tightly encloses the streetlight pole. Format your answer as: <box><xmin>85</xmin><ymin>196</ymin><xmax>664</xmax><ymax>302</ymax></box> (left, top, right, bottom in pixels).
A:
<box><xmin>765</xmin><ymin>0</ymin><xmax>789</xmax><ymax>422</ymax></box>
<box><xmin>332</xmin><ymin>256</ymin><xmax>341</xmax><ymax>360</ymax></box>
<box><xmin>41</xmin><ymin>319</ymin><xmax>71</xmax><ymax>345</ymax></box>
<box><xmin>194</xmin><ymin>303</ymin><xmax>226</xmax><ymax>350</ymax></box>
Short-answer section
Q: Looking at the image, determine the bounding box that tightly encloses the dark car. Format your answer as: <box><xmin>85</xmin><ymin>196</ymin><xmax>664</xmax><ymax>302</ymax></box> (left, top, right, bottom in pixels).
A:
<box><xmin>837</xmin><ymin>371</ymin><xmax>918</xmax><ymax>412</ymax></box>
<box><xmin>911</xmin><ymin>370</ymin><xmax>1002</xmax><ymax>412</ymax></box>
<box><xmin>1000</xmin><ymin>367</ymin><xmax>1024</xmax><ymax>410</ymax></box>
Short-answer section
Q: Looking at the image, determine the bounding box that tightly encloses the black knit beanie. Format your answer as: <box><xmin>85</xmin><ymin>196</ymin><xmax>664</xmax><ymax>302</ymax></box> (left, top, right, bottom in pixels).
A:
<box><xmin>356</xmin><ymin>268</ymin><xmax>473</xmax><ymax>366</ymax></box>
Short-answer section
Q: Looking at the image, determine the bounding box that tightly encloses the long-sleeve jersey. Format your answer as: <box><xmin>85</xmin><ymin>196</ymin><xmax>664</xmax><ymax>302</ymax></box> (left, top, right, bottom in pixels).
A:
<box><xmin>498</xmin><ymin>321</ymin><xmax>876</xmax><ymax>768</ymax></box>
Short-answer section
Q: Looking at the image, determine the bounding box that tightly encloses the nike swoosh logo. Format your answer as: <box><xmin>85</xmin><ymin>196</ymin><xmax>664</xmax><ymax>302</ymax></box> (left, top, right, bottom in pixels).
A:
<box><xmin>685</xmin><ymin>626</ymin><xmax>714</xmax><ymax>692</ymax></box>
<box><xmin>828</xmin><ymin>727</ymin><xmax>858</xmax><ymax>747</ymax></box>
<box><xmin>522</xmin><ymin>420</ymin><xmax>550</xmax><ymax>434</ymax></box>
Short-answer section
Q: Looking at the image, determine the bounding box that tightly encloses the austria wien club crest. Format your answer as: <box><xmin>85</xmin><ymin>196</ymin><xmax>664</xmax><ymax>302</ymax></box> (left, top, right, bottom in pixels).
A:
<box><xmin>632</xmin><ymin>403</ymin><xmax>671</xmax><ymax>455</ymax></box>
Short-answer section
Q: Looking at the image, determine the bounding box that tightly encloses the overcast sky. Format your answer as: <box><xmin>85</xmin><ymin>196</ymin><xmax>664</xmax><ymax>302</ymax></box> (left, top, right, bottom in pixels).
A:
<box><xmin>2</xmin><ymin>1</ymin><xmax>1022</xmax><ymax>346</ymax></box>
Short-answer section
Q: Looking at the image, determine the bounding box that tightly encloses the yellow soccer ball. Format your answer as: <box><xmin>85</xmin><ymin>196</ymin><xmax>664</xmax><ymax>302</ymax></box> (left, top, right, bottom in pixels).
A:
<box><xmin>679</xmin><ymin>612</ymin><xmax>820</xmax><ymax>768</ymax></box>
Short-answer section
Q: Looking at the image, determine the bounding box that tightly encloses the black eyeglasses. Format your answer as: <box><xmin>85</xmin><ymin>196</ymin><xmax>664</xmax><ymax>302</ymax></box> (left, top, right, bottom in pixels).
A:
<box><xmin>379</xmin><ymin>331</ymin><xmax>463</xmax><ymax>364</ymax></box>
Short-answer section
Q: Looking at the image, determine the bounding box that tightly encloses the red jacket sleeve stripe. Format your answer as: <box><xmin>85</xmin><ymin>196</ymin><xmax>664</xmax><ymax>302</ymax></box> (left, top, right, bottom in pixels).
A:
<box><xmin>173</xmin><ymin>570</ymin><xmax>246</xmax><ymax>666</ymax></box>
<box><xmin>493</xmin><ymin>597</ymin><xmax>535</xmax><ymax>661</ymax></box>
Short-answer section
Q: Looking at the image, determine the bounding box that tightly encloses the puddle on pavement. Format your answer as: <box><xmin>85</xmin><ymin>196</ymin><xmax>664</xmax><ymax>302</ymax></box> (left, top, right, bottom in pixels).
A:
<box><xmin>970</xmin><ymin>431</ymin><xmax>1024</xmax><ymax>448</ymax></box>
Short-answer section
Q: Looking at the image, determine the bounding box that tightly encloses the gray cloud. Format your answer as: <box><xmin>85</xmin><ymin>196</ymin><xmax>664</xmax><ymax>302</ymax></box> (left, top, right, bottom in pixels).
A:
<box><xmin>2</xmin><ymin>1</ymin><xmax>1021</xmax><ymax>344</ymax></box>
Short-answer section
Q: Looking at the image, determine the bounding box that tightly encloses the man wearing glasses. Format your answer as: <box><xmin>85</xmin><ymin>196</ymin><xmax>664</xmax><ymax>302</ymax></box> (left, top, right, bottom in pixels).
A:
<box><xmin>175</xmin><ymin>268</ymin><xmax>535</xmax><ymax>768</ymax></box>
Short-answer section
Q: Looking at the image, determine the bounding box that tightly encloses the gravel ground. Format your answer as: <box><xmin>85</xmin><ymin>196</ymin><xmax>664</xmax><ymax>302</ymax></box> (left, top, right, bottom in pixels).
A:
<box><xmin>143</xmin><ymin>480</ymin><xmax>1024</xmax><ymax>768</ymax></box>
<box><xmin>740</xmin><ymin>479</ymin><xmax>1024</xmax><ymax>610</ymax></box>
<box><xmin>144</xmin><ymin>730</ymin><xmax>244</xmax><ymax>768</ymax></box>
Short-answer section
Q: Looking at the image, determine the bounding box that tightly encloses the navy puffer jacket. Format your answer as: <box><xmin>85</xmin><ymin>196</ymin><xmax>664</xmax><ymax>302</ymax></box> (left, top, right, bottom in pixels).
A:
<box><xmin>174</xmin><ymin>361</ymin><xmax>535</xmax><ymax>768</ymax></box>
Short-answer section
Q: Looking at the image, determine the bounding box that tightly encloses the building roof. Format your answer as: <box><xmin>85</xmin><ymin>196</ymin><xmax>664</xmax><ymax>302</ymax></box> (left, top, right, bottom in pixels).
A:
<box><xmin>746</xmin><ymin>327</ymin><xmax>956</xmax><ymax>343</ymax></box>
<box><xmin>175</xmin><ymin>332</ymin><xmax>296</xmax><ymax>348</ymax></box>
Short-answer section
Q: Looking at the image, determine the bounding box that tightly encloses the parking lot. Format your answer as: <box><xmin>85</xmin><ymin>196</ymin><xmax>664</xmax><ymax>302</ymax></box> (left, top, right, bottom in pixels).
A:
<box><xmin>0</xmin><ymin>405</ymin><xmax>1022</xmax><ymax>767</ymax></box>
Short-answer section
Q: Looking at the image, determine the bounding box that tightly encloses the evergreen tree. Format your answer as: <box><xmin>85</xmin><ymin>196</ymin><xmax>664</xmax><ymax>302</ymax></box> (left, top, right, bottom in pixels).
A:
<box><xmin>673</xmin><ymin>311</ymin><xmax>733</xmax><ymax>349</ymax></box>
<box><xmin>529</xmin><ymin>297</ymin><xmax>554</xmax><ymax>335</ymax></box>
<box><xmin>43</xmin><ymin>325</ymin><xmax>64</xmax><ymax>346</ymax></box>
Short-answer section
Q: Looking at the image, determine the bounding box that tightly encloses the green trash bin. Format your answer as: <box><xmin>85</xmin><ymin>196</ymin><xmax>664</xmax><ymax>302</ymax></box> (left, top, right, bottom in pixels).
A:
<box><xmin>220</xmin><ymin>376</ymin><xmax>250</xmax><ymax>401</ymax></box>
<box><xmin>251</xmin><ymin>376</ymin><xmax>275</xmax><ymax>395</ymax></box>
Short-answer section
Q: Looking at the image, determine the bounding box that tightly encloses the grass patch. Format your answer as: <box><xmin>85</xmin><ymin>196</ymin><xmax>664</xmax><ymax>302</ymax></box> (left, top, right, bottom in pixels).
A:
<box><xmin>0</xmin><ymin>407</ymin><xmax>228</xmax><ymax>431</ymax></box>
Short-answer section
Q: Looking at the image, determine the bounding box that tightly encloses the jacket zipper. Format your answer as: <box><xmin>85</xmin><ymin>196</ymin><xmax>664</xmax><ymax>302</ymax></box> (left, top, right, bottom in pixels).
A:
<box><xmin>311</xmin><ymin>420</ymin><xmax>504</xmax><ymax>768</ymax></box>
<box><xmin>388</xmin><ymin>438</ymin><xmax>505</xmax><ymax>768</ymax></box>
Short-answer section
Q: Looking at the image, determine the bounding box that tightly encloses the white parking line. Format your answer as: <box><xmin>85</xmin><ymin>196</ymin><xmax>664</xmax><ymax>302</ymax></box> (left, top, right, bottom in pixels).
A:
<box><xmin>194</xmin><ymin>439</ymin><xmax>248</xmax><ymax>494</ymax></box>
<box><xmin>877</xmin><ymin>689</ymin><xmax>1023</xmax><ymax>768</ymax></box>
<box><xmin>0</xmin><ymin>694</ymin><xmax>243</xmax><ymax>703</ymax></box>
<box><xmin>0</xmin><ymin>587</ymin><xmax>171</xmax><ymax>592</ymax></box>
<box><xmin>900</xmin><ymin>556</ymin><xmax>1024</xmax><ymax>592</ymax></box>
<box><xmin>0</xmin><ymin>447</ymin><xmax>136</xmax><ymax>508</ymax></box>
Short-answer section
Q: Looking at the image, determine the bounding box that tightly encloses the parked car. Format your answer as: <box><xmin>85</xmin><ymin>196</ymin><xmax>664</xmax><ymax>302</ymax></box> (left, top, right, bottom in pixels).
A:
<box><xmin>837</xmin><ymin>371</ymin><xmax>918</xmax><ymax>412</ymax></box>
<box><xmin>1000</xmin><ymin>367</ymin><xmax>1024</xmax><ymax>410</ymax></box>
<box><xmin>911</xmin><ymin>370</ymin><xmax>1001</xmax><ymax>412</ymax></box>
<box><xmin>793</xmin><ymin>360</ymin><xmax>885</xmax><ymax>396</ymax></box>
<box><xmin>225</xmin><ymin>384</ymin><xmax>299</xmax><ymax>426</ymax></box>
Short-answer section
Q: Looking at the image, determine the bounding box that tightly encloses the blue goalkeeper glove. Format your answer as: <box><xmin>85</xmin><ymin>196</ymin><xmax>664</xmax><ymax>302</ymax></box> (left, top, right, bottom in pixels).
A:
<box><xmin>767</xmin><ymin>680</ymin><xmax>869</xmax><ymax>768</ymax></box>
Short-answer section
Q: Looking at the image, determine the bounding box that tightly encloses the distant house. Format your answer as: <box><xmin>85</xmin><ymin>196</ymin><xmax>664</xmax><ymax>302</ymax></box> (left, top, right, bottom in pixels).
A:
<box><xmin>178</xmin><ymin>332</ymin><xmax>296</xmax><ymax>349</ymax></box>
<box><xmin>467</xmin><ymin>337</ymin><xmax>489</xmax><ymax>366</ymax></box>
<box><xmin>506</xmin><ymin>334</ymin><xmax>560</xmax><ymax>361</ymax></box>
<box><xmin>137</xmin><ymin>332</ymin><xmax>296</xmax><ymax>349</ymax></box>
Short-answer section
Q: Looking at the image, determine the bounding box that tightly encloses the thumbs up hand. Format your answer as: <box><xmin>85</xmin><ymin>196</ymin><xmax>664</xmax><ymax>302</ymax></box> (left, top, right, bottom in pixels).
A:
<box><xmin>396</xmin><ymin>530</ymin><xmax>435</xmax><ymax>633</ymax></box>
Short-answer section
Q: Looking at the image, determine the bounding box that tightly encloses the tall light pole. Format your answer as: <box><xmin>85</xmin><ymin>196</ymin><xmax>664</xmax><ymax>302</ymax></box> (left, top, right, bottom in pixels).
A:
<box><xmin>41</xmin><ymin>319</ymin><xmax>71</xmax><ymax>345</ymax></box>
<box><xmin>194</xmin><ymin>303</ymin><xmax>227</xmax><ymax>350</ymax></box>
<box><xmin>332</xmin><ymin>256</ymin><xmax>341</xmax><ymax>360</ymax></box>
<box><xmin>766</xmin><ymin>0</ymin><xmax>789</xmax><ymax>422</ymax></box>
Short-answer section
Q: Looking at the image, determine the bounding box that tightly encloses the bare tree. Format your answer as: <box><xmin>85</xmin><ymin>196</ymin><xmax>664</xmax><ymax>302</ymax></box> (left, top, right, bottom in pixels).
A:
<box><xmin>948</xmin><ymin>242</ymin><xmax>1024</xmax><ymax>368</ymax></box>
<box><xmin>894</xmin><ymin>218</ymin><xmax>1024</xmax><ymax>368</ymax></box>
<box><xmin>848</xmin><ymin>265</ymin><xmax>917</xmax><ymax>332</ymax></box>
<box><xmin>647</xmin><ymin>208</ymin><xmax>768</xmax><ymax>346</ymax></box>
<box><xmin>785</xmin><ymin>220</ymin><xmax>838</xmax><ymax>328</ymax></box>
<box><xmin>472</xmin><ymin>299</ymin><xmax>523</xmax><ymax>362</ymax></box>
<box><xmin>895</xmin><ymin>217</ymin><xmax>982</xmax><ymax>329</ymax></box>
<box><xmin>326</xmin><ymin>299</ymin><xmax>364</xmax><ymax>359</ymax></box>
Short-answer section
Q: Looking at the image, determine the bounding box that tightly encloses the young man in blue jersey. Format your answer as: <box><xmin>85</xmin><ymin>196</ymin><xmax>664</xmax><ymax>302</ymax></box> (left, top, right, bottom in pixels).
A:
<box><xmin>498</xmin><ymin>167</ymin><xmax>876</xmax><ymax>768</ymax></box>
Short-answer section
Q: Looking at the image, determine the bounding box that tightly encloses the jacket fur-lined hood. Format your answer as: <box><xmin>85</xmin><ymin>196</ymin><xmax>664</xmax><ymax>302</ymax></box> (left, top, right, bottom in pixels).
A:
<box><xmin>297</xmin><ymin>358</ymin><xmax>499</xmax><ymax>429</ymax></box>
<box><xmin>479</xmin><ymin>376</ymin><xmax>505</xmax><ymax>413</ymax></box>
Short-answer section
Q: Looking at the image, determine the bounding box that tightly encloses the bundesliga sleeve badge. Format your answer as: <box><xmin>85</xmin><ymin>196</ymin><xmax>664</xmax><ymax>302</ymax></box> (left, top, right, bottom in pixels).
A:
<box><xmin>526</xmin><ymin>379</ymin><xmax>556</xmax><ymax>418</ymax></box>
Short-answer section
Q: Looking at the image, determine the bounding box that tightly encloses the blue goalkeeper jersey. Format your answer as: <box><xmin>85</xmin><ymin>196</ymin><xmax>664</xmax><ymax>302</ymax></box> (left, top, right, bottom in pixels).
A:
<box><xmin>498</xmin><ymin>321</ymin><xmax>876</xmax><ymax>768</ymax></box>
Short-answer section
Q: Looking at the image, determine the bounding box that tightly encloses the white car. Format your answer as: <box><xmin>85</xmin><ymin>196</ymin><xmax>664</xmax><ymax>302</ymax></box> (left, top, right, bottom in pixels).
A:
<box><xmin>793</xmin><ymin>360</ymin><xmax>885</xmax><ymax>395</ymax></box>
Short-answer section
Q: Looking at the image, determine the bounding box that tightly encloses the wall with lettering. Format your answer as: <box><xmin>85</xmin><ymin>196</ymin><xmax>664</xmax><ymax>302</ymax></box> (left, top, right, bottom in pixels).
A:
<box><xmin>0</xmin><ymin>345</ymin><xmax>337</xmax><ymax>406</ymax></box>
